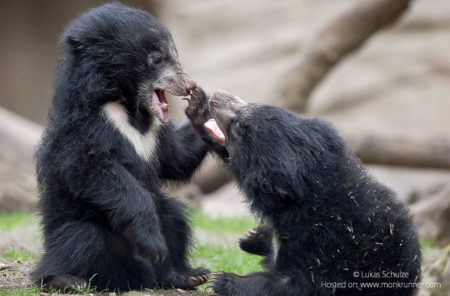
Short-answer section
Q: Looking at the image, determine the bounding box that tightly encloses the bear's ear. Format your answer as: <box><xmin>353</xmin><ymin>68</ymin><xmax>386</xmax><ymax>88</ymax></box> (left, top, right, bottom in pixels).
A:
<box><xmin>67</xmin><ymin>35</ymin><xmax>85</xmax><ymax>54</ymax></box>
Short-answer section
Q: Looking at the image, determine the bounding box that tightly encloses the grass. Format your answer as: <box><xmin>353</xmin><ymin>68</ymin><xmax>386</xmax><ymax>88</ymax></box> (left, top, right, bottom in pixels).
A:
<box><xmin>0</xmin><ymin>209</ymin><xmax>262</xmax><ymax>295</ymax></box>
<box><xmin>191</xmin><ymin>210</ymin><xmax>262</xmax><ymax>275</ymax></box>
<box><xmin>191</xmin><ymin>210</ymin><xmax>257</xmax><ymax>235</ymax></box>
<box><xmin>421</xmin><ymin>239</ymin><xmax>438</xmax><ymax>250</ymax></box>
<box><xmin>191</xmin><ymin>242</ymin><xmax>262</xmax><ymax>275</ymax></box>
<box><xmin>0</xmin><ymin>209</ymin><xmax>445</xmax><ymax>295</ymax></box>
<box><xmin>0</xmin><ymin>287</ymin><xmax>41</xmax><ymax>296</ymax></box>
<box><xmin>0</xmin><ymin>211</ymin><xmax>38</xmax><ymax>231</ymax></box>
<box><xmin>0</xmin><ymin>285</ymin><xmax>96</xmax><ymax>296</ymax></box>
<box><xmin>1</xmin><ymin>249</ymin><xmax>37</xmax><ymax>262</ymax></box>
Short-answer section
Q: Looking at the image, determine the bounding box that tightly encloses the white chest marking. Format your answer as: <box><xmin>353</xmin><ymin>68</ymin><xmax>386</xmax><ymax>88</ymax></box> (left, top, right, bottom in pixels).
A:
<box><xmin>103</xmin><ymin>102</ymin><xmax>161</xmax><ymax>161</ymax></box>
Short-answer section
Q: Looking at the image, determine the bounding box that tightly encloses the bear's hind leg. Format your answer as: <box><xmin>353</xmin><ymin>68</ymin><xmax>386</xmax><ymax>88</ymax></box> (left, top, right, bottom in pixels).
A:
<box><xmin>40</xmin><ymin>274</ymin><xmax>87</xmax><ymax>292</ymax></box>
<box><xmin>156</xmin><ymin>197</ymin><xmax>209</xmax><ymax>289</ymax></box>
<box><xmin>33</xmin><ymin>221</ymin><xmax>156</xmax><ymax>292</ymax></box>
<box><xmin>33</xmin><ymin>221</ymin><xmax>107</xmax><ymax>291</ymax></box>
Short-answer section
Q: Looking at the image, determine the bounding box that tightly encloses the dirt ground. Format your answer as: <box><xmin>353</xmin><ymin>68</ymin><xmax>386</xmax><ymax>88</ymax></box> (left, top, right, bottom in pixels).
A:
<box><xmin>0</xmin><ymin>248</ymin><xmax>445</xmax><ymax>295</ymax></box>
<box><xmin>0</xmin><ymin>260</ymin><xmax>213</xmax><ymax>295</ymax></box>
<box><xmin>0</xmin><ymin>260</ymin><xmax>33</xmax><ymax>290</ymax></box>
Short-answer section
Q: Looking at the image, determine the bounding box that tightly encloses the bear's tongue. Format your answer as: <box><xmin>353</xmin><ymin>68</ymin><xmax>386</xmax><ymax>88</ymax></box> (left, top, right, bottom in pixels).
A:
<box><xmin>204</xmin><ymin>119</ymin><xmax>226</xmax><ymax>143</ymax></box>
<box><xmin>152</xmin><ymin>90</ymin><xmax>169</xmax><ymax>123</ymax></box>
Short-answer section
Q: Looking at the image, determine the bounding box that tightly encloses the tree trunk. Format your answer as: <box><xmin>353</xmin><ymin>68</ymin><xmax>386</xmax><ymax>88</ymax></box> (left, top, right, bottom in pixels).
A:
<box><xmin>279</xmin><ymin>0</ymin><xmax>411</xmax><ymax>112</ymax></box>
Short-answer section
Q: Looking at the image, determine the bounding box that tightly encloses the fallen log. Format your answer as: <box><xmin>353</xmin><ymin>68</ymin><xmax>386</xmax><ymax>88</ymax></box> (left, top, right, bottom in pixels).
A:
<box><xmin>0</xmin><ymin>107</ymin><xmax>42</xmax><ymax>212</ymax></box>
<box><xmin>278</xmin><ymin>0</ymin><xmax>411</xmax><ymax>112</ymax></box>
<box><xmin>341</xmin><ymin>130</ymin><xmax>450</xmax><ymax>170</ymax></box>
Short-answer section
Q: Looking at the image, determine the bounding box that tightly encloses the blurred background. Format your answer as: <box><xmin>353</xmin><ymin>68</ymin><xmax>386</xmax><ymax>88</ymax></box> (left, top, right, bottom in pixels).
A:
<box><xmin>0</xmin><ymin>0</ymin><xmax>449</xmax><ymax>295</ymax></box>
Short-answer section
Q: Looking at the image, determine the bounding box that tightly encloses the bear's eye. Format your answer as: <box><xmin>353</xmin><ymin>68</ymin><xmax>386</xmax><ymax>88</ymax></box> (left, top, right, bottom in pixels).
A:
<box><xmin>235</xmin><ymin>121</ymin><xmax>247</xmax><ymax>132</ymax></box>
<box><xmin>230</xmin><ymin>121</ymin><xmax>244</xmax><ymax>140</ymax></box>
<box><xmin>148</xmin><ymin>53</ymin><xmax>163</xmax><ymax>66</ymax></box>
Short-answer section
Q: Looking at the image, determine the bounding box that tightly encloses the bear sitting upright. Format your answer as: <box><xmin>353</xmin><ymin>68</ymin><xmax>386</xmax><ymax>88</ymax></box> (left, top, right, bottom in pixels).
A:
<box><xmin>32</xmin><ymin>3</ymin><xmax>213</xmax><ymax>292</ymax></box>
<box><xmin>191</xmin><ymin>89</ymin><xmax>421</xmax><ymax>296</ymax></box>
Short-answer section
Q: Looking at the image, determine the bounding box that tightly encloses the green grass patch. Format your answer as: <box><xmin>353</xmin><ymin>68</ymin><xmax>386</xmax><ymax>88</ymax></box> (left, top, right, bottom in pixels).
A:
<box><xmin>191</xmin><ymin>210</ymin><xmax>256</xmax><ymax>235</ymax></box>
<box><xmin>0</xmin><ymin>285</ymin><xmax>97</xmax><ymax>296</ymax></box>
<box><xmin>1</xmin><ymin>249</ymin><xmax>37</xmax><ymax>262</ymax></box>
<box><xmin>190</xmin><ymin>211</ymin><xmax>263</xmax><ymax>276</ymax></box>
<box><xmin>0</xmin><ymin>211</ymin><xmax>38</xmax><ymax>231</ymax></box>
<box><xmin>0</xmin><ymin>210</ymin><xmax>264</xmax><ymax>294</ymax></box>
<box><xmin>0</xmin><ymin>287</ymin><xmax>41</xmax><ymax>296</ymax></box>
<box><xmin>191</xmin><ymin>242</ymin><xmax>263</xmax><ymax>275</ymax></box>
<box><xmin>421</xmin><ymin>239</ymin><xmax>438</xmax><ymax>250</ymax></box>
<box><xmin>5</xmin><ymin>210</ymin><xmax>441</xmax><ymax>295</ymax></box>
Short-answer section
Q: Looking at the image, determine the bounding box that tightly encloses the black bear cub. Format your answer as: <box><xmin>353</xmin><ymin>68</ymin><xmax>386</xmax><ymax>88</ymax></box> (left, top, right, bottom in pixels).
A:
<box><xmin>32</xmin><ymin>3</ymin><xmax>213</xmax><ymax>292</ymax></box>
<box><xmin>195</xmin><ymin>90</ymin><xmax>421</xmax><ymax>296</ymax></box>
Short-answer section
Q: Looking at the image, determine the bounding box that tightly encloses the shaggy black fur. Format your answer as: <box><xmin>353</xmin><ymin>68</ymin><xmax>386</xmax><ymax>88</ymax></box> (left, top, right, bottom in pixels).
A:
<box><xmin>32</xmin><ymin>3</ymin><xmax>212</xmax><ymax>292</ymax></box>
<box><xmin>198</xmin><ymin>90</ymin><xmax>422</xmax><ymax>296</ymax></box>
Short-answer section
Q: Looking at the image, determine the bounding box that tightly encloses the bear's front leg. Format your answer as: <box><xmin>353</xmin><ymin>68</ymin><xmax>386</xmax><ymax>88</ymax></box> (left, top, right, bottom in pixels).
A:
<box><xmin>213</xmin><ymin>272</ymin><xmax>243</xmax><ymax>296</ymax></box>
<box><xmin>214</xmin><ymin>272</ymin><xmax>291</xmax><ymax>296</ymax></box>
<box><xmin>239</xmin><ymin>225</ymin><xmax>274</xmax><ymax>257</ymax></box>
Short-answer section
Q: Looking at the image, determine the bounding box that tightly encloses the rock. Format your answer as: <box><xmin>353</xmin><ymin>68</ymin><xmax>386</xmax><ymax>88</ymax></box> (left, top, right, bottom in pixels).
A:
<box><xmin>411</xmin><ymin>185</ymin><xmax>450</xmax><ymax>246</ymax></box>
<box><xmin>419</xmin><ymin>245</ymin><xmax>450</xmax><ymax>296</ymax></box>
<box><xmin>122</xmin><ymin>291</ymin><xmax>152</xmax><ymax>296</ymax></box>
<box><xmin>0</xmin><ymin>262</ymin><xmax>10</xmax><ymax>270</ymax></box>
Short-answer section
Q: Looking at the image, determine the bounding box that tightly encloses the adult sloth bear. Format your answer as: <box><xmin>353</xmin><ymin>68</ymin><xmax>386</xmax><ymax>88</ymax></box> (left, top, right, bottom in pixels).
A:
<box><xmin>32</xmin><ymin>3</ymin><xmax>213</xmax><ymax>292</ymax></box>
<box><xmin>195</xmin><ymin>90</ymin><xmax>421</xmax><ymax>296</ymax></box>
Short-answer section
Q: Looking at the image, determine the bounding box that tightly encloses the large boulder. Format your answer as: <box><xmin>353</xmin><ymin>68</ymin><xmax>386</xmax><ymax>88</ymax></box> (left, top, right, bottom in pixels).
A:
<box><xmin>419</xmin><ymin>246</ymin><xmax>450</xmax><ymax>296</ymax></box>
<box><xmin>411</xmin><ymin>185</ymin><xmax>450</xmax><ymax>246</ymax></box>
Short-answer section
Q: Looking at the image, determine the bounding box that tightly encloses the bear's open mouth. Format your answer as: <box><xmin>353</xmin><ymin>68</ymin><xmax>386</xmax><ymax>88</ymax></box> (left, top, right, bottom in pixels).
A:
<box><xmin>204</xmin><ymin>118</ymin><xmax>226</xmax><ymax>143</ymax></box>
<box><xmin>151</xmin><ymin>89</ymin><xmax>169</xmax><ymax>124</ymax></box>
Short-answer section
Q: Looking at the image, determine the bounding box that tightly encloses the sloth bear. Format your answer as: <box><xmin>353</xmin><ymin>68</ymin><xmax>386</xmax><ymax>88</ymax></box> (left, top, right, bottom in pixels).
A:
<box><xmin>192</xmin><ymin>90</ymin><xmax>422</xmax><ymax>296</ymax></box>
<box><xmin>32</xmin><ymin>3</ymin><xmax>215</xmax><ymax>292</ymax></box>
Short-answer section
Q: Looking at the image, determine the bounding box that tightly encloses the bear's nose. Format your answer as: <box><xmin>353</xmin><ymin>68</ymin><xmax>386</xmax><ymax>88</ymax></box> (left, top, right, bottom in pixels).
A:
<box><xmin>184</xmin><ymin>77</ymin><xmax>197</xmax><ymax>92</ymax></box>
